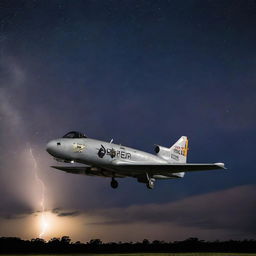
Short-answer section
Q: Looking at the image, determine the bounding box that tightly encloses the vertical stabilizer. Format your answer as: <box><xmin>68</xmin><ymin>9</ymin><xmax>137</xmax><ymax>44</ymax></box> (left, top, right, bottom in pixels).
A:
<box><xmin>155</xmin><ymin>136</ymin><xmax>188</xmax><ymax>163</ymax></box>
<box><xmin>169</xmin><ymin>136</ymin><xmax>188</xmax><ymax>163</ymax></box>
<box><xmin>154</xmin><ymin>136</ymin><xmax>188</xmax><ymax>178</ymax></box>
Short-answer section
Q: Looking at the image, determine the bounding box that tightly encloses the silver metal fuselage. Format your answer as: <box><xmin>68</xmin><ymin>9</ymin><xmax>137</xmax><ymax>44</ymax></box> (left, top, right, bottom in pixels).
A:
<box><xmin>46</xmin><ymin>132</ymin><xmax>225</xmax><ymax>189</ymax></box>
<box><xmin>46</xmin><ymin>138</ymin><xmax>172</xmax><ymax>178</ymax></box>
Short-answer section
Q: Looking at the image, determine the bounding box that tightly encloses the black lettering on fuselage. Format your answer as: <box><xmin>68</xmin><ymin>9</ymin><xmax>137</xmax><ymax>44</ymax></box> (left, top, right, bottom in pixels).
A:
<box><xmin>105</xmin><ymin>147</ymin><xmax>132</xmax><ymax>159</ymax></box>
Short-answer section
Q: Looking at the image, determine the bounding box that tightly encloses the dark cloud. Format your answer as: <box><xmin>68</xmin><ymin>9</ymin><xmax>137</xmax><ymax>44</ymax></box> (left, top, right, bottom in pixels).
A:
<box><xmin>51</xmin><ymin>208</ymin><xmax>61</xmax><ymax>214</ymax></box>
<box><xmin>1</xmin><ymin>213</ymin><xmax>29</xmax><ymax>220</ymax></box>
<box><xmin>51</xmin><ymin>208</ymin><xmax>81</xmax><ymax>217</ymax></box>
<box><xmin>85</xmin><ymin>185</ymin><xmax>256</xmax><ymax>236</ymax></box>
<box><xmin>0</xmin><ymin>207</ymin><xmax>35</xmax><ymax>220</ymax></box>
<box><xmin>58</xmin><ymin>211</ymin><xmax>80</xmax><ymax>217</ymax></box>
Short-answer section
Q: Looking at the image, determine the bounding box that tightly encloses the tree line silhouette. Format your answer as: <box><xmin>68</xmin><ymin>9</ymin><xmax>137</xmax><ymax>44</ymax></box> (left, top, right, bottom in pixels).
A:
<box><xmin>1</xmin><ymin>236</ymin><xmax>256</xmax><ymax>253</ymax></box>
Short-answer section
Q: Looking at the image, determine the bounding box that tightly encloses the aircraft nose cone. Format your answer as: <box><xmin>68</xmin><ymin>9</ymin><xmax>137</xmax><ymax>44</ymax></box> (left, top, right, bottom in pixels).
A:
<box><xmin>46</xmin><ymin>140</ymin><xmax>56</xmax><ymax>155</ymax></box>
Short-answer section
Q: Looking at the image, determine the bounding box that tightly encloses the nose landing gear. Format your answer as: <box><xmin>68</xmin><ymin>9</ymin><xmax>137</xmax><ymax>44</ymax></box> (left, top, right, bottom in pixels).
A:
<box><xmin>111</xmin><ymin>178</ymin><xmax>118</xmax><ymax>189</ymax></box>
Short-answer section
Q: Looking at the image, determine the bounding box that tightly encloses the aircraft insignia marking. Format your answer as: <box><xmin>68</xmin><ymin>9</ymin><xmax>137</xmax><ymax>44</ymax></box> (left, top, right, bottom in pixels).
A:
<box><xmin>73</xmin><ymin>143</ymin><xmax>85</xmax><ymax>153</ymax></box>
<box><xmin>174</xmin><ymin>139</ymin><xmax>189</xmax><ymax>157</ymax></box>
<box><xmin>97</xmin><ymin>145</ymin><xmax>131</xmax><ymax>159</ymax></box>
<box><xmin>98</xmin><ymin>145</ymin><xmax>106</xmax><ymax>158</ymax></box>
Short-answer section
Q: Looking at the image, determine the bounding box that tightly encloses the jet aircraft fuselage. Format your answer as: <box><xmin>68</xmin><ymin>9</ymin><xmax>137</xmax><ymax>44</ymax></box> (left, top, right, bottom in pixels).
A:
<box><xmin>46</xmin><ymin>131</ymin><xmax>226</xmax><ymax>189</ymax></box>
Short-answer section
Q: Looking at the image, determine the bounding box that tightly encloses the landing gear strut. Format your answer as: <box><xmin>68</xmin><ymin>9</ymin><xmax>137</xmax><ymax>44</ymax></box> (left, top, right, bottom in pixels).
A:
<box><xmin>146</xmin><ymin>178</ymin><xmax>155</xmax><ymax>189</ymax></box>
<box><xmin>111</xmin><ymin>178</ymin><xmax>118</xmax><ymax>189</ymax></box>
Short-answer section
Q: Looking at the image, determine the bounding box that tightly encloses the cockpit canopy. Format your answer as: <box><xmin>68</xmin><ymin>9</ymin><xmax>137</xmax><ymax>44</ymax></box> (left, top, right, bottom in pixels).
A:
<box><xmin>62</xmin><ymin>131</ymin><xmax>87</xmax><ymax>138</ymax></box>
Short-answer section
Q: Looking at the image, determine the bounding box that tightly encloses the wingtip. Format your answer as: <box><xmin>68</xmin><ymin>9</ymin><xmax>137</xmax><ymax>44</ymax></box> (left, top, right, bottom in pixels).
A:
<box><xmin>215</xmin><ymin>162</ymin><xmax>227</xmax><ymax>170</ymax></box>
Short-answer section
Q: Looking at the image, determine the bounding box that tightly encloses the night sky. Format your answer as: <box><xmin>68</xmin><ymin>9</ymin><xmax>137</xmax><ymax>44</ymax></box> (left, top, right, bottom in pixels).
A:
<box><xmin>0</xmin><ymin>0</ymin><xmax>256</xmax><ymax>242</ymax></box>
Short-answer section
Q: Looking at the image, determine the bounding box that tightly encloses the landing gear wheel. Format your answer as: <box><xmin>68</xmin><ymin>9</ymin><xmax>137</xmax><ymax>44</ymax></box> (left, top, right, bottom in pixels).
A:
<box><xmin>111</xmin><ymin>178</ymin><xmax>118</xmax><ymax>189</ymax></box>
<box><xmin>146</xmin><ymin>178</ymin><xmax>155</xmax><ymax>189</ymax></box>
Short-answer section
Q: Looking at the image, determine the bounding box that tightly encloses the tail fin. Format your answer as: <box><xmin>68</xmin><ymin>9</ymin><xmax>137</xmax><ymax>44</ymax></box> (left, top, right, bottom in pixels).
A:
<box><xmin>170</xmin><ymin>136</ymin><xmax>188</xmax><ymax>163</ymax></box>
<box><xmin>155</xmin><ymin>136</ymin><xmax>189</xmax><ymax>163</ymax></box>
<box><xmin>154</xmin><ymin>136</ymin><xmax>188</xmax><ymax>178</ymax></box>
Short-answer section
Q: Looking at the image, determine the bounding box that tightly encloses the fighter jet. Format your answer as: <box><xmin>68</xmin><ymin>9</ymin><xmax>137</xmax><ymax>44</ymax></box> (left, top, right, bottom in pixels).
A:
<box><xmin>46</xmin><ymin>131</ymin><xmax>226</xmax><ymax>189</ymax></box>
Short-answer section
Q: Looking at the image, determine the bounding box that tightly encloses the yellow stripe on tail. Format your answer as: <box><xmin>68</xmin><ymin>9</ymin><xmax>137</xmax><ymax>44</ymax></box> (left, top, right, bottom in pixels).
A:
<box><xmin>183</xmin><ymin>138</ymin><xmax>189</xmax><ymax>157</ymax></box>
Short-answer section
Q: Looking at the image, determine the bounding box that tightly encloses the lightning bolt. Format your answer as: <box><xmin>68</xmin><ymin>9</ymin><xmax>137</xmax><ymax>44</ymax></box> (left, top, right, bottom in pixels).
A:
<box><xmin>28</xmin><ymin>145</ymin><xmax>48</xmax><ymax>238</ymax></box>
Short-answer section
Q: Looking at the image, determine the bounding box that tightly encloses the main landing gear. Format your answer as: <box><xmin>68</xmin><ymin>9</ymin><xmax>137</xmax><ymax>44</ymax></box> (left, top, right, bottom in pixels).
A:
<box><xmin>146</xmin><ymin>172</ymin><xmax>155</xmax><ymax>189</ymax></box>
<box><xmin>146</xmin><ymin>178</ymin><xmax>155</xmax><ymax>189</ymax></box>
<box><xmin>137</xmin><ymin>173</ymin><xmax>156</xmax><ymax>189</ymax></box>
<box><xmin>110</xmin><ymin>174</ymin><xmax>155</xmax><ymax>189</ymax></box>
<box><xmin>111</xmin><ymin>178</ymin><xmax>118</xmax><ymax>189</ymax></box>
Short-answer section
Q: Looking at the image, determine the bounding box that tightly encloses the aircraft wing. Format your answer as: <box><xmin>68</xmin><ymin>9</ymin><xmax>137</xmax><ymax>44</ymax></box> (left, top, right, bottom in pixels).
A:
<box><xmin>112</xmin><ymin>160</ymin><xmax>226</xmax><ymax>174</ymax></box>
<box><xmin>51</xmin><ymin>166</ymin><xmax>125</xmax><ymax>178</ymax></box>
<box><xmin>52</xmin><ymin>166</ymin><xmax>93</xmax><ymax>175</ymax></box>
<box><xmin>51</xmin><ymin>162</ymin><xmax>226</xmax><ymax>179</ymax></box>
